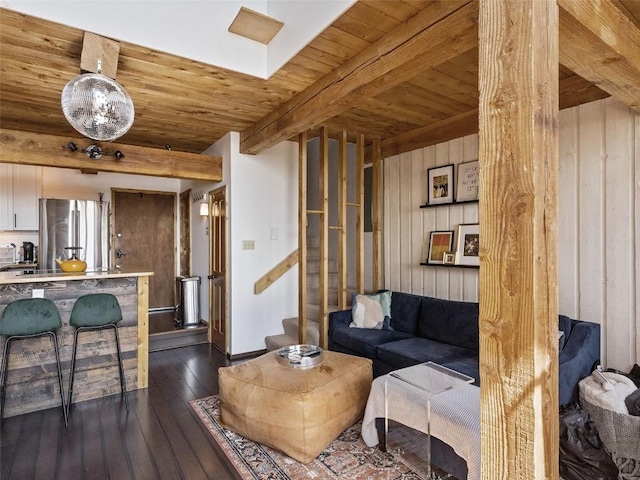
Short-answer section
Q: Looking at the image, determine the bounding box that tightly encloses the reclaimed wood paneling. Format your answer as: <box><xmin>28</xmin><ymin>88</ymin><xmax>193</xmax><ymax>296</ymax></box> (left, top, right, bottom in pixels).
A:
<box><xmin>0</xmin><ymin>276</ymin><xmax>143</xmax><ymax>418</ymax></box>
<box><xmin>384</xmin><ymin>96</ymin><xmax>639</xmax><ymax>371</ymax></box>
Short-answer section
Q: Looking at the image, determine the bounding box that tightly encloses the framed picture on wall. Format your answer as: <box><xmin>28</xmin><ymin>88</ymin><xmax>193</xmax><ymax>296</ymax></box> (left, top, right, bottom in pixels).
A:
<box><xmin>456</xmin><ymin>160</ymin><xmax>479</xmax><ymax>202</ymax></box>
<box><xmin>427</xmin><ymin>164</ymin><xmax>455</xmax><ymax>205</ymax></box>
<box><xmin>443</xmin><ymin>252</ymin><xmax>456</xmax><ymax>265</ymax></box>
<box><xmin>455</xmin><ymin>223</ymin><xmax>480</xmax><ymax>266</ymax></box>
<box><xmin>427</xmin><ymin>230</ymin><xmax>455</xmax><ymax>264</ymax></box>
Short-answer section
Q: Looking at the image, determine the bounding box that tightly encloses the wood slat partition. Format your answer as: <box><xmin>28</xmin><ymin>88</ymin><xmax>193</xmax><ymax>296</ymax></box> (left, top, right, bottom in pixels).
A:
<box><xmin>298</xmin><ymin>132</ymin><xmax>308</xmax><ymax>344</ymax></box>
<box><xmin>338</xmin><ymin>131</ymin><xmax>348</xmax><ymax>309</ymax></box>
<box><xmin>355</xmin><ymin>134</ymin><xmax>365</xmax><ymax>293</ymax></box>
<box><xmin>371</xmin><ymin>137</ymin><xmax>382</xmax><ymax>292</ymax></box>
<box><xmin>318</xmin><ymin>127</ymin><xmax>329</xmax><ymax>349</ymax></box>
<box><xmin>478</xmin><ymin>0</ymin><xmax>559</xmax><ymax>478</ymax></box>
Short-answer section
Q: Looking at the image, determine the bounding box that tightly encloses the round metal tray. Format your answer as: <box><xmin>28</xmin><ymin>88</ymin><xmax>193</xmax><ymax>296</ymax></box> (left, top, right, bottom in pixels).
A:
<box><xmin>276</xmin><ymin>344</ymin><xmax>324</xmax><ymax>368</ymax></box>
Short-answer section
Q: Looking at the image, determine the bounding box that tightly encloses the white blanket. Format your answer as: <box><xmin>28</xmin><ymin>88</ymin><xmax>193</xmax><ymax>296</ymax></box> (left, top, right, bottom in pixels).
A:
<box><xmin>362</xmin><ymin>375</ymin><xmax>480</xmax><ymax>480</ymax></box>
<box><xmin>579</xmin><ymin>371</ymin><xmax>637</xmax><ymax>414</ymax></box>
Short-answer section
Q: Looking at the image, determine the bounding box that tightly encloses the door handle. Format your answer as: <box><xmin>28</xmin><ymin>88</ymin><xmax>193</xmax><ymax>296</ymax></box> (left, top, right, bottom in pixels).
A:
<box><xmin>207</xmin><ymin>274</ymin><xmax>217</xmax><ymax>280</ymax></box>
<box><xmin>115</xmin><ymin>248</ymin><xmax>127</xmax><ymax>258</ymax></box>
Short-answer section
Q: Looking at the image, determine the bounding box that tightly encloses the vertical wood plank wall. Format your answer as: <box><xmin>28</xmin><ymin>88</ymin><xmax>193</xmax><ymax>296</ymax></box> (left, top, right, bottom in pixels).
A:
<box><xmin>383</xmin><ymin>97</ymin><xmax>639</xmax><ymax>371</ymax></box>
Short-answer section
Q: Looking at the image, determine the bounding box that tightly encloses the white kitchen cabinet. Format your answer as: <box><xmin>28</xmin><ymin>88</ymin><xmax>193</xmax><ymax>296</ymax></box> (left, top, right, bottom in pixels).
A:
<box><xmin>0</xmin><ymin>164</ymin><xmax>42</xmax><ymax>231</ymax></box>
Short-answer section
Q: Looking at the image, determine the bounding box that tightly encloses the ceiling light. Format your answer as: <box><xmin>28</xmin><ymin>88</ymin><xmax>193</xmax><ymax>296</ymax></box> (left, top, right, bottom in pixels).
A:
<box><xmin>61</xmin><ymin>61</ymin><xmax>134</xmax><ymax>142</ymax></box>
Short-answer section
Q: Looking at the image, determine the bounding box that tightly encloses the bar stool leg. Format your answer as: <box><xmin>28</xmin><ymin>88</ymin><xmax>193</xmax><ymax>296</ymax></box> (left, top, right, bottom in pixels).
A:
<box><xmin>66</xmin><ymin>327</ymin><xmax>82</xmax><ymax>419</ymax></box>
<box><xmin>0</xmin><ymin>338</ymin><xmax>12</xmax><ymax>425</ymax></box>
<box><xmin>49</xmin><ymin>332</ymin><xmax>68</xmax><ymax>427</ymax></box>
<box><xmin>112</xmin><ymin>325</ymin><xmax>129</xmax><ymax>410</ymax></box>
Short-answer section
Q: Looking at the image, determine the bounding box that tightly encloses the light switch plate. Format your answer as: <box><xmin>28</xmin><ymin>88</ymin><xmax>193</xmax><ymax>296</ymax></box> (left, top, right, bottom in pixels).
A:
<box><xmin>242</xmin><ymin>240</ymin><xmax>255</xmax><ymax>250</ymax></box>
<box><xmin>32</xmin><ymin>289</ymin><xmax>45</xmax><ymax>298</ymax></box>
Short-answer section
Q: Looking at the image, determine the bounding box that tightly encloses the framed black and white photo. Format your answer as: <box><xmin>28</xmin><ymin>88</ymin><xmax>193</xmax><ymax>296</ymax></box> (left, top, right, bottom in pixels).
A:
<box><xmin>455</xmin><ymin>223</ymin><xmax>480</xmax><ymax>266</ymax></box>
<box><xmin>456</xmin><ymin>160</ymin><xmax>479</xmax><ymax>202</ymax></box>
<box><xmin>427</xmin><ymin>230</ymin><xmax>454</xmax><ymax>264</ymax></box>
<box><xmin>427</xmin><ymin>164</ymin><xmax>455</xmax><ymax>205</ymax></box>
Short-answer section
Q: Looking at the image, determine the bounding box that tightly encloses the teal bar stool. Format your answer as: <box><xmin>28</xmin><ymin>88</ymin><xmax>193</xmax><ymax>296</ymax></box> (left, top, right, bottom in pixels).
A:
<box><xmin>67</xmin><ymin>293</ymin><xmax>129</xmax><ymax>417</ymax></box>
<box><xmin>0</xmin><ymin>298</ymin><xmax>68</xmax><ymax>426</ymax></box>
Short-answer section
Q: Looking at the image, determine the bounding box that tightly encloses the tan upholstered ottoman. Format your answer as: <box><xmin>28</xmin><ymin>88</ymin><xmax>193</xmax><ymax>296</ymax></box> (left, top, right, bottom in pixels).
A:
<box><xmin>218</xmin><ymin>350</ymin><xmax>372</xmax><ymax>463</ymax></box>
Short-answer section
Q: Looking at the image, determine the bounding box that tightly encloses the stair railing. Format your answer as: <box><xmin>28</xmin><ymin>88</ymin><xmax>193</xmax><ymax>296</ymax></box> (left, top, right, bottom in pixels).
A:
<box><xmin>254</xmin><ymin>249</ymin><xmax>299</xmax><ymax>294</ymax></box>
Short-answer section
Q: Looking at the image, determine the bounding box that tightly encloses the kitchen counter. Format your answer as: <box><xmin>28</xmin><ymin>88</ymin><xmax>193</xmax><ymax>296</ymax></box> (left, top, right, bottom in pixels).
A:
<box><xmin>0</xmin><ymin>262</ymin><xmax>38</xmax><ymax>272</ymax></box>
<box><xmin>0</xmin><ymin>268</ymin><xmax>153</xmax><ymax>284</ymax></box>
<box><xmin>0</xmin><ymin>270</ymin><xmax>153</xmax><ymax>418</ymax></box>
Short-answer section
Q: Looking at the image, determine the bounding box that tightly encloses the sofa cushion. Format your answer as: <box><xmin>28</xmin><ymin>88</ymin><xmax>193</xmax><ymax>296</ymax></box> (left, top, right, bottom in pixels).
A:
<box><xmin>388</xmin><ymin>291</ymin><xmax>423</xmax><ymax>336</ymax></box>
<box><xmin>351</xmin><ymin>291</ymin><xmax>392</xmax><ymax>329</ymax></box>
<box><xmin>418</xmin><ymin>297</ymin><xmax>479</xmax><ymax>352</ymax></box>
<box><xmin>376</xmin><ymin>337</ymin><xmax>477</xmax><ymax>370</ymax></box>
<box><xmin>331</xmin><ymin>327</ymin><xmax>413</xmax><ymax>358</ymax></box>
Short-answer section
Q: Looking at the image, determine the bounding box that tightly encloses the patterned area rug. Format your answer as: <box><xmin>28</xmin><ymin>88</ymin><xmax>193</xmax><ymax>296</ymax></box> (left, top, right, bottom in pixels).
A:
<box><xmin>190</xmin><ymin>395</ymin><xmax>425</xmax><ymax>479</ymax></box>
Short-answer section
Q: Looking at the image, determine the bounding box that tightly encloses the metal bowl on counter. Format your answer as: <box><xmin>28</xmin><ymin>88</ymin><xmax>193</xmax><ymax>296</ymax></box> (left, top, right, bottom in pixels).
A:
<box><xmin>276</xmin><ymin>344</ymin><xmax>324</xmax><ymax>369</ymax></box>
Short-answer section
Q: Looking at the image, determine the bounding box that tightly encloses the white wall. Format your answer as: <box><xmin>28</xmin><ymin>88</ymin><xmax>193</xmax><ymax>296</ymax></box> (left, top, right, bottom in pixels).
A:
<box><xmin>183</xmin><ymin>132</ymin><xmax>299</xmax><ymax>355</ymax></box>
<box><xmin>383</xmin><ymin>97</ymin><xmax>639</xmax><ymax>371</ymax></box>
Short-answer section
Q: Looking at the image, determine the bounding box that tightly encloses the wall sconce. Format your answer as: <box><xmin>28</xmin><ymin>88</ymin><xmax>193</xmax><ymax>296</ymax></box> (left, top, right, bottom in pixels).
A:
<box><xmin>199</xmin><ymin>201</ymin><xmax>209</xmax><ymax>217</ymax></box>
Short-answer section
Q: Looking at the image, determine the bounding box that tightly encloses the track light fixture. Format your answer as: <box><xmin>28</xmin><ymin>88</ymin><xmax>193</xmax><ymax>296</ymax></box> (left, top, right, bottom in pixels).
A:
<box><xmin>65</xmin><ymin>141</ymin><xmax>125</xmax><ymax>160</ymax></box>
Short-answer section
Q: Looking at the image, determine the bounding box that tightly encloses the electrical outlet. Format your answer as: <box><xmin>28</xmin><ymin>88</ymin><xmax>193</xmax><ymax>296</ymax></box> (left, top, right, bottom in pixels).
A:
<box><xmin>32</xmin><ymin>289</ymin><xmax>45</xmax><ymax>298</ymax></box>
<box><xmin>242</xmin><ymin>240</ymin><xmax>255</xmax><ymax>250</ymax></box>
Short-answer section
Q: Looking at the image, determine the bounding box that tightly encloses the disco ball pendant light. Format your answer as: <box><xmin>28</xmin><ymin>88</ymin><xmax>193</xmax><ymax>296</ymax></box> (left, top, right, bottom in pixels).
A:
<box><xmin>61</xmin><ymin>60</ymin><xmax>134</xmax><ymax>142</ymax></box>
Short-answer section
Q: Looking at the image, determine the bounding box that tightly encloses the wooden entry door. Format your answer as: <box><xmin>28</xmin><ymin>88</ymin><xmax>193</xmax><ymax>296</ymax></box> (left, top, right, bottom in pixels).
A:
<box><xmin>113</xmin><ymin>189</ymin><xmax>176</xmax><ymax>310</ymax></box>
<box><xmin>208</xmin><ymin>187</ymin><xmax>227</xmax><ymax>352</ymax></box>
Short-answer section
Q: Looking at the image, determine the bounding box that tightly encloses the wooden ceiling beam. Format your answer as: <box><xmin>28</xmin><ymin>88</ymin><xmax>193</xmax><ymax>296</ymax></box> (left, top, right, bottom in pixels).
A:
<box><xmin>377</xmin><ymin>73</ymin><xmax>608</xmax><ymax>158</ymax></box>
<box><xmin>558</xmin><ymin>0</ymin><xmax>640</xmax><ymax>113</ymax></box>
<box><xmin>0</xmin><ymin>129</ymin><xmax>222</xmax><ymax>181</ymax></box>
<box><xmin>240</xmin><ymin>0</ymin><xmax>478</xmax><ymax>155</ymax></box>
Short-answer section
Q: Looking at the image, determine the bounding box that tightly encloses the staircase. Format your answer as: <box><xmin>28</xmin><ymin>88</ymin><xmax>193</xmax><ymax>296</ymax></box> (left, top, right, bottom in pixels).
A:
<box><xmin>264</xmin><ymin>239</ymin><xmax>352</xmax><ymax>351</ymax></box>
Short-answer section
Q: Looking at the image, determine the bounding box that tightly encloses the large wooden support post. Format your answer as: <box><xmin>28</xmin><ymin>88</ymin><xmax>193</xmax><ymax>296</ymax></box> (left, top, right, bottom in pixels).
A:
<box><xmin>298</xmin><ymin>131</ymin><xmax>308</xmax><ymax>344</ymax></box>
<box><xmin>338</xmin><ymin>131</ymin><xmax>349</xmax><ymax>309</ymax></box>
<box><xmin>371</xmin><ymin>138</ymin><xmax>382</xmax><ymax>292</ymax></box>
<box><xmin>319</xmin><ymin>127</ymin><xmax>329</xmax><ymax>349</ymax></box>
<box><xmin>478</xmin><ymin>0</ymin><xmax>559</xmax><ymax>479</ymax></box>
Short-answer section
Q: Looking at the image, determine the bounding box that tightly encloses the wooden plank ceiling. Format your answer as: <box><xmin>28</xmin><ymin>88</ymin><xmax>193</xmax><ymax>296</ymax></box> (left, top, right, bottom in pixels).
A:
<box><xmin>1</xmin><ymin>0</ymin><xmax>638</xmax><ymax>163</ymax></box>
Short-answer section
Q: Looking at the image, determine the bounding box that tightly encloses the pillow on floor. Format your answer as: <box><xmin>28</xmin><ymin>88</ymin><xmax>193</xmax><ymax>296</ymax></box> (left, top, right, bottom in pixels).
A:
<box><xmin>350</xmin><ymin>291</ymin><xmax>392</xmax><ymax>330</ymax></box>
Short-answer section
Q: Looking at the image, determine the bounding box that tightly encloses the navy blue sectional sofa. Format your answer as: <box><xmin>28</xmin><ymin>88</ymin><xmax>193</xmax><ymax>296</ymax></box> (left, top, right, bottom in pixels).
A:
<box><xmin>329</xmin><ymin>291</ymin><xmax>600</xmax><ymax>406</ymax></box>
<box><xmin>328</xmin><ymin>291</ymin><xmax>600</xmax><ymax>479</ymax></box>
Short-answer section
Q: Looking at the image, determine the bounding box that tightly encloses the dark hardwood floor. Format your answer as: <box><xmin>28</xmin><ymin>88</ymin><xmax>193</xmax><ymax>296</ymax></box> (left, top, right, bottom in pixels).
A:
<box><xmin>1</xmin><ymin>344</ymin><xmax>240</xmax><ymax>480</ymax></box>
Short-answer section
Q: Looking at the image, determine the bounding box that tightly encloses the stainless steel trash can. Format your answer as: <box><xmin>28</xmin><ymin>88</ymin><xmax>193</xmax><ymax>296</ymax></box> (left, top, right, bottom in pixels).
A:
<box><xmin>175</xmin><ymin>276</ymin><xmax>201</xmax><ymax>328</ymax></box>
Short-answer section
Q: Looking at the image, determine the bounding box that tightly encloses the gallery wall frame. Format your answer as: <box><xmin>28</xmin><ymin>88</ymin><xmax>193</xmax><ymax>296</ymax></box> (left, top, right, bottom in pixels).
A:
<box><xmin>455</xmin><ymin>223</ymin><xmax>480</xmax><ymax>266</ymax></box>
<box><xmin>427</xmin><ymin>230</ymin><xmax>455</xmax><ymax>264</ymax></box>
<box><xmin>456</xmin><ymin>160</ymin><xmax>479</xmax><ymax>202</ymax></box>
<box><xmin>427</xmin><ymin>164</ymin><xmax>455</xmax><ymax>205</ymax></box>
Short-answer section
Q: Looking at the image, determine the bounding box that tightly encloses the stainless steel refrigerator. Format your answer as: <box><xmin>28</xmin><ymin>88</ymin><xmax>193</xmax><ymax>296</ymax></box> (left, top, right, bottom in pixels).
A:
<box><xmin>39</xmin><ymin>198</ymin><xmax>111</xmax><ymax>271</ymax></box>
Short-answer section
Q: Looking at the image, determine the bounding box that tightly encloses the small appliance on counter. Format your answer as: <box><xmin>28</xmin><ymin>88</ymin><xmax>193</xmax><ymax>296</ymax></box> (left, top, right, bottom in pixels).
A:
<box><xmin>0</xmin><ymin>244</ymin><xmax>17</xmax><ymax>265</ymax></box>
<box><xmin>22</xmin><ymin>242</ymin><xmax>35</xmax><ymax>263</ymax></box>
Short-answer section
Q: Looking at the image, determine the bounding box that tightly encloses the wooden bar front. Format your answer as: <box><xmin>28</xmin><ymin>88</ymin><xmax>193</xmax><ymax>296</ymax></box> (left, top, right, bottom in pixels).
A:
<box><xmin>0</xmin><ymin>271</ymin><xmax>151</xmax><ymax>418</ymax></box>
